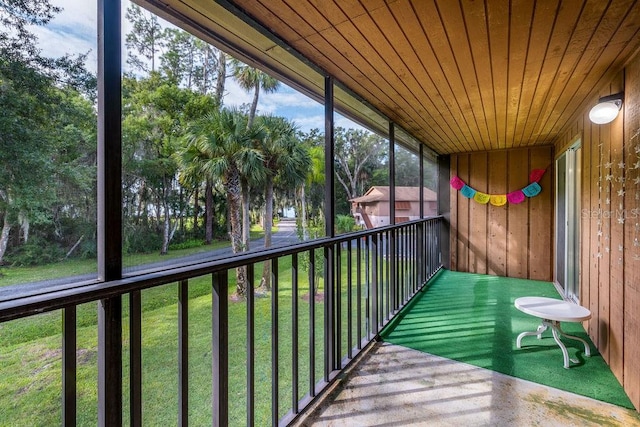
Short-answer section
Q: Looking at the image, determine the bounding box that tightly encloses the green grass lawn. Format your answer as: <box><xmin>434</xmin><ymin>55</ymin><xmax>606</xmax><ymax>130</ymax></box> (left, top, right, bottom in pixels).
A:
<box><xmin>0</xmin><ymin>249</ymin><xmax>377</xmax><ymax>426</ymax></box>
<box><xmin>0</xmin><ymin>229</ymin><xmax>267</xmax><ymax>287</ymax></box>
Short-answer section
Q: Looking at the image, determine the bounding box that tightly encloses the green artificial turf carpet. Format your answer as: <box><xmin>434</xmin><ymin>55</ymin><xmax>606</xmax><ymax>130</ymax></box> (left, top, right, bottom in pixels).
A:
<box><xmin>381</xmin><ymin>269</ymin><xmax>635</xmax><ymax>409</ymax></box>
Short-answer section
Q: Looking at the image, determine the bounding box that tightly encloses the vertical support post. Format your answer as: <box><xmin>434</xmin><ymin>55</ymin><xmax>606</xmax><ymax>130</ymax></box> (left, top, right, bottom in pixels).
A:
<box><xmin>272</xmin><ymin>259</ymin><xmax>280</xmax><ymax>425</ymax></box>
<box><xmin>438</xmin><ymin>155</ymin><xmax>451</xmax><ymax>269</ymax></box>
<box><xmin>324</xmin><ymin>75</ymin><xmax>335</xmax><ymax>238</ymax></box>
<box><xmin>130</xmin><ymin>291</ymin><xmax>142</xmax><ymax>427</ymax></box>
<box><xmin>324</xmin><ymin>75</ymin><xmax>336</xmax><ymax>378</ymax></box>
<box><xmin>335</xmin><ymin>245</ymin><xmax>342</xmax><ymax>368</ymax></box>
<box><xmin>246</xmin><ymin>264</ymin><xmax>255</xmax><ymax>426</ymax></box>
<box><xmin>308</xmin><ymin>250</ymin><xmax>316</xmax><ymax>397</ymax></box>
<box><xmin>388</xmin><ymin>123</ymin><xmax>396</xmax><ymax>314</ymax></box>
<box><xmin>97</xmin><ymin>0</ymin><xmax>121</xmax><ymax>279</ymax></box>
<box><xmin>178</xmin><ymin>280</ymin><xmax>189</xmax><ymax>427</ymax></box>
<box><xmin>292</xmin><ymin>254</ymin><xmax>299</xmax><ymax>414</ymax></box>
<box><xmin>371</xmin><ymin>235</ymin><xmax>378</xmax><ymax>335</ymax></box>
<box><xmin>63</xmin><ymin>307</ymin><xmax>76</xmax><ymax>426</ymax></box>
<box><xmin>356</xmin><ymin>238</ymin><xmax>362</xmax><ymax>347</ymax></box>
<box><xmin>97</xmin><ymin>1</ymin><xmax>122</xmax><ymax>424</ymax></box>
<box><xmin>419</xmin><ymin>145</ymin><xmax>425</xmax><ymax>219</ymax></box>
<box><xmin>347</xmin><ymin>241</ymin><xmax>353</xmax><ymax>359</ymax></box>
<box><xmin>418</xmin><ymin>145</ymin><xmax>425</xmax><ymax>285</ymax></box>
<box><xmin>389</xmin><ymin>122</ymin><xmax>396</xmax><ymax>225</ymax></box>
<box><xmin>212</xmin><ymin>270</ymin><xmax>229</xmax><ymax>427</ymax></box>
<box><xmin>98</xmin><ymin>298</ymin><xmax>122</xmax><ymax>426</ymax></box>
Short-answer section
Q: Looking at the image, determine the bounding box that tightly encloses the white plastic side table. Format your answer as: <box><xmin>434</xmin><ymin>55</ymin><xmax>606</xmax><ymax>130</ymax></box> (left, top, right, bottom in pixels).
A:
<box><xmin>514</xmin><ymin>296</ymin><xmax>592</xmax><ymax>369</ymax></box>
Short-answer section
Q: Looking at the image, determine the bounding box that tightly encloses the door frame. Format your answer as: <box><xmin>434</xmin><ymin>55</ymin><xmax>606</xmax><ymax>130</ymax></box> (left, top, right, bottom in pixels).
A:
<box><xmin>555</xmin><ymin>139</ymin><xmax>581</xmax><ymax>303</ymax></box>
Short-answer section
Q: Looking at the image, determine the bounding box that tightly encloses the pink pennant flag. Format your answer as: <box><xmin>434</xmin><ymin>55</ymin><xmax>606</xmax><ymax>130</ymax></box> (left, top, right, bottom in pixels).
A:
<box><xmin>507</xmin><ymin>190</ymin><xmax>525</xmax><ymax>204</ymax></box>
<box><xmin>529</xmin><ymin>169</ymin><xmax>546</xmax><ymax>183</ymax></box>
<box><xmin>450</xmin><ymin>176</ymin><xmax>465</xmax><ymax>190</ymax></box>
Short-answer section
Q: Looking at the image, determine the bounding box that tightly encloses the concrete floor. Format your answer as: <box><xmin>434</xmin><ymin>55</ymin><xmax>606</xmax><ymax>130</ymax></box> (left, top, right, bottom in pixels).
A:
<box><xmin>295</xmin><ymin>342</ymin><xmax>640</xmax><ymax>427</ymax></box>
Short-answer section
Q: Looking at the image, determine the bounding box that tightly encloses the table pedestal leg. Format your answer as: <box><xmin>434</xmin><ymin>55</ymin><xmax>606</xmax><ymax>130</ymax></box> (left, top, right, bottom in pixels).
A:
<box><xmin>516</xmin><ymin>323</ymin><xmax>548</xmax><ymax>348</ymax></box>
<box><xmin>551</xmin><ymin>320</ymin><xmax>591</xmax><ymax>367</ymax></box>
<box><xmin>517</xmin><ymin>319</ymin><xmax>591</xmax><ymax>369</ymax></box>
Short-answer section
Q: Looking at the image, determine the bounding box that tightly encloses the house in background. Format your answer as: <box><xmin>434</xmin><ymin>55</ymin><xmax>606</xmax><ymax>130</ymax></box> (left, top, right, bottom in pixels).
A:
<box><xmin>351</xmin><ymin>186</ymin><xmax>437</xmax><ymax>228</ymax></box>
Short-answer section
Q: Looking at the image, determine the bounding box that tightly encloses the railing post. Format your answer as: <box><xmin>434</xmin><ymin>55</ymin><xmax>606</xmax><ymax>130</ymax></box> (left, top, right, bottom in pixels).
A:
<box><xmin>272</xmin><ymin>259</ymin><xmax>280</xmax><ymax>425</ymax></box>
<box><xmin>178</xmin><ymin>280</ymin><xmax>189</xmax><ymax>427</ymax></box>
<box><xmin>98</xmin><ymin>298</ymin><xmax>122</xmax><ymax>426</ymax></box>
<box><xmin>212</xmin><ymin>271</ymin><xmax>229</xmax><ymax>427</ymax></box>
<box><xmin>308</xmin><ymin>250</ymin><xmax>315</xmax><ymax>398</ymax></box>
<box><xmin>62</xmin><ymin>308</ymin><xmax>76</xmax><ymax>426</ymax></box>
<box><xmin>247</xmin><ymin>264</ymin><xmax>255</xmax><ymax>426</ymax></box>
<box><xmin>292</xmin><ymin>254</ymin><xmax>299</xmax><ymax>413</ymax></box>
<box><xmin>371</xmin><ymin>234</ymin><xmax>378</xmax><ymax>336</ymax></box>
<box><xmin>130</xmin><ymin>291</ymin><xmax>142</xmax><ymax>427</ymax></box>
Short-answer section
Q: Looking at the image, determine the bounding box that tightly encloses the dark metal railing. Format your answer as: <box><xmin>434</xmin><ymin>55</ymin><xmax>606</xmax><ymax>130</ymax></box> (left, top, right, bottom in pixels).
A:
<box><xmin>0</xmin><ymin>217</ymin><xmax>442</xmax><ymax>426</ymax></box>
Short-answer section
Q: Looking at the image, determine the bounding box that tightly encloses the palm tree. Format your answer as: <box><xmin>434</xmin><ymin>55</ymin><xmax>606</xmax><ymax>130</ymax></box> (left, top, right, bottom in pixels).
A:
<box><xmin>302</xmin><ymin>140</ymin><xmax>326</xmax><ymax>240</ymax></box>
<box><xmin>174</xmin><ymin>138</ymin><xmax>216</xmax><ymax>244</ymax></box>
<box><xmin>231</xmin><ymin>59</ymin><xmax>281</xmax><ymax>127</ymax></box>
<box><xmin>231</xmin><ymin>59</ymin><xmax>281</xmax><ymax>251</ymax></box>
<box><xmin>256</xmin><ymin>115</ymin><xmax>311</xmax><ymax>290</ymax></box>
<box><xmin>181</xmin><ymin>107</ymin><xmax>265</xmax><ymax>298</ymax></box>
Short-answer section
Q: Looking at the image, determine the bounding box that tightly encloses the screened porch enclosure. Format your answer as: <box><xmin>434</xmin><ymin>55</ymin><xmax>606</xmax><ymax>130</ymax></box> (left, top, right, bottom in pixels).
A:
<box><xmin>0</xmin><ymin>218</ymin><xmax>443</xmax><ymax>425</ymax></box>
<box><xmin>2</xmin><ymin>0</ymin><xmax>640</xmax><ymax>425</ymax></box>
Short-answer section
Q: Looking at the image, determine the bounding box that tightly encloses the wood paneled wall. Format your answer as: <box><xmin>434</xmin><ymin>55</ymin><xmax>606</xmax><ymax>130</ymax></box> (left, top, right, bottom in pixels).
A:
<box><xmin>449</xmin><ymin>146</ymin><xmax>553</xmax><ymax>281</ymax></box>
<box><xmin>555</xmin><ymin>56</ymin><xmax>640</xmax><ymax>411</ymax></box>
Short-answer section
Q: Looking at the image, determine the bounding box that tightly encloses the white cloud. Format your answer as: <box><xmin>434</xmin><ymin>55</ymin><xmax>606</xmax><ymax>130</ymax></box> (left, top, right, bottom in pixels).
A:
<box><xmin>34</xmin><ymin>0</ymin><xmax>364</xmax><ymax>135</ymax></box>
<box><xmin>29</xmin><ymin>0</ymin><xmax>97</xmax><ymax>65</ymax></box>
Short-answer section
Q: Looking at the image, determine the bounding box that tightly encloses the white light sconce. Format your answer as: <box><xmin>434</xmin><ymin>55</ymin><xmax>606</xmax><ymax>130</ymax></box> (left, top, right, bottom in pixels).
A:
<box><xmin>589</xmin><ymin>92</ymin><xmax>624</xmax><ymax>124</ymax></box>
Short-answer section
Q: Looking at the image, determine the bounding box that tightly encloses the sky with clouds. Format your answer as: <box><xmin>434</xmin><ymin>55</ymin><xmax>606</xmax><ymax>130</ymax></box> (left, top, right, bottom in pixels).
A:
<box><xmin>33</xmin><ymin>0</ymin><xmax>363</xmax><ymax>133</ymax></box>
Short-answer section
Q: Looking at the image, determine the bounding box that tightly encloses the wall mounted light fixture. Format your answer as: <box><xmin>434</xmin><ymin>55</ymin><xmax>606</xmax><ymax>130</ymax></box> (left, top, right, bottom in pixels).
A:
<box><xmin>588</xmin><ymin>92</ymin><xmax>624</xmax><ymax>124</ymax></box>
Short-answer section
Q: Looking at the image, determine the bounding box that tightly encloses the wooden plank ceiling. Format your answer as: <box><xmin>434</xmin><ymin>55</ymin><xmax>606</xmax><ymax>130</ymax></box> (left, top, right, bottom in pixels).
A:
<box><xmin>151</xmin><ymin>0</ymin><xmax>640</xmax><ymax>155</ymax></box>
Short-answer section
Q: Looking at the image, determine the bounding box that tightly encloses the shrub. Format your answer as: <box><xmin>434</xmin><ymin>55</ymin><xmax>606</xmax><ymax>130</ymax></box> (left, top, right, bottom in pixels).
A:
<box><xmin>5</xmin><ymin>238</ymin><xmax>65</xmax><ymax>266</ymax></box>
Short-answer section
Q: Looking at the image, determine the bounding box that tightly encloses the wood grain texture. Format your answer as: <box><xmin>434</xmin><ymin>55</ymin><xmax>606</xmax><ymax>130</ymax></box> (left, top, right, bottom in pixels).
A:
<box><xmin>554</xmin><ymin>57</ymin><xmax>640</xmax><ymax>410</ymax></box>
<box><xmin>507</xmin><ymin>150</ymin><xmax>530</xmax><ymax>278</ymax></box>
<box><xmin>487</xmin><ymin>151</ymin><xmax>508</xmax><ymax>276</ymax></box>
<box><xmin>609</xmin><ymin>77</ymin><xmax>625</xmax><ymax>383</ymax></box>
<box><xmin>456</xmin><ymin>154</ymin><xmax>470</xmax><ymax>272</ymax></box>
<box><xmin>222</xmin><ymin>0</ymin><xmax>640</xmax><ymax>154</ymax></box>
<box><xmin>450</xmin><ymin>147</ymin><xmax>553</xmax><ymax>280</ymax></box>
<box><xmin>589</xmin><ymin>122</ymin><xmax>601</xmax><ymax>346</ymax></box>
<box><xmin>449</xmin><ymin>155</ymin><xmax>458</xmax><ymax>271</ymax></box>
<box><xmin>623</xmin><ymin>55</ymin><xmax>640</xmax><ymax>411</ymax></box>
<box><xmin>468</xmin><ymin>152</ymin><xmax>488</xmax><ymax>274</ymax></box>
<box><xmin>528</xmin><ymin>146</ymin><xmax>553</xmax><ymax>281</ymax></box>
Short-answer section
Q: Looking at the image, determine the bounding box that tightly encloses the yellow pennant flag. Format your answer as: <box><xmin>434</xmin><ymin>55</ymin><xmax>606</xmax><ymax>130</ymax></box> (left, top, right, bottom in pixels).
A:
<box><xmin>490</xmin><ymin>195</ymin><xmax>507</xmax><ymax>206</ymax></box>
<box><xmin>473</xmin><ymin>191</ymin><xmax>490</xmax><ymax>204</ymax></box>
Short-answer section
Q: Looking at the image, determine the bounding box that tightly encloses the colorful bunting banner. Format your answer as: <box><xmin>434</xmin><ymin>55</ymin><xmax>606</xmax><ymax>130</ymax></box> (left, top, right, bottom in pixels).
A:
<box><xmin>451</xmin><ymin>168</ymin><xmax>546</xmax><ymax>205</ymax></box>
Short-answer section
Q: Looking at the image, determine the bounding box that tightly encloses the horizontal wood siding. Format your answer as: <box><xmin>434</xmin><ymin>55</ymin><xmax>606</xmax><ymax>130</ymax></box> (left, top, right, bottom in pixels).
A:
<box><xmin>450</xmin><ymin>146</ymin><xmax>553</xmax><ymax>281</ymax></box>
<box><xmin>554</xmin><ymin>56</ymin><xmax>640</xmax><ymax>411</ymax></box>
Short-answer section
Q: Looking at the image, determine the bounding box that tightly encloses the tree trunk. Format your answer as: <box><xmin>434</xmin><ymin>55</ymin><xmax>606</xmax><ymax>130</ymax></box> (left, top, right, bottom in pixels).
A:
<box><xmin>205</xmin><ymin>179</ymin><xmax>213</xmax><ymax>245</ymax></box>
<box><xmin>215</xmin><ymin>51</ymin><xmax>226</xmax><ymax>106</ymax></box>
<box><xmin>260</xmin><ymin>178</ymin><xmax>274</xmax><ymax>290</ymax></box>
<box><xmin>227</xmin><ymin>170</ymin><xmax>247</xmax><ymax>297</ymax></box>
<box><xmin>248</xmin><ymin>84</ymin><xmax>260</xmax><ymax>128</ymax></box>
<box><xmin>179</xmin><ymin>187</ymin><xmax>184</xmax><ymax>233</ymax></box>
<box><xmin>161</xmin><ymin>201</ymin><xmax>170</xmax><ymax>255</ymax></box>
<box><xmin>0</xmin><ymin>214</ymin><xmax>10</xmax><ymax>264</ymax></box>
<box><xmin>193</xmin><ymin>186</ymin><xmax>199</xmax><ymax>233</ymax></box>
<box><xmin>300</xmin><ymin>184</ymin><xmax>309</xmax><ymax>240</ymax></box>
<box><xmin>18</xmin><ymin>211</ymin><xmax>29</xmax><ymax>243</ymax></box>
<box><xmin>161</xmin><ymin>179</ymin><xmax>170</xmax><ymax>255</ymax></box>
<box><xmin>241</xmin><ymin>178</ymin><xmax>250</xmax><ymax>252</ymax></box>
